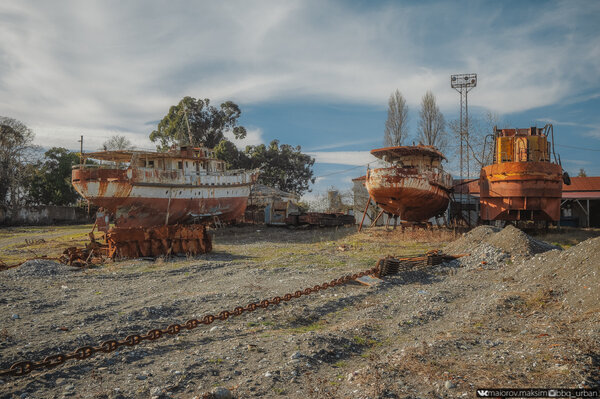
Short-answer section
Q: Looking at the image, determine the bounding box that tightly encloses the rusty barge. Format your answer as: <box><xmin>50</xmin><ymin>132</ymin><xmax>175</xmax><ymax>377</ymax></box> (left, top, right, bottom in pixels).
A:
<box><xmin>71</xmin><ymin>146</ymin><xmax>258</xmax><ymax>259</ymax></box>
<box><xmin>365</xmin><ymin>145</ymin><xmax>453</xmax><ymax>222</ymax></box>
<box><xmin>479</xmin><ymin>124</ymin><xmax>566</xmax><ymax>223</ymax></box>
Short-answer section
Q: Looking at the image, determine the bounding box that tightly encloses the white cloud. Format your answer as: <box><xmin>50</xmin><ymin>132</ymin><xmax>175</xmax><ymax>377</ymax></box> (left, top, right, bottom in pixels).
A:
<box><xmin>223</xmin><ymin>127</ymin><xmax>264</xmax><ymax>149</ymax></box>
<box><xmin>562</xmin><ymin>159</ymin><xmax>591</xmax><ymax>166</ymax></box>
<box><xmin>1</xmin><ymin>0</ymin><xmax>599</xmax><ymax>147</ymax></box>
<box><xmin>307</xmin><ymin>151</ymin><xmax>375</xmax><ymax>166</ymax></box>
<box><xmin>31</xmin><ymin>125</ymin><xmax>153</xmax><ymax>152</ymax></box>
<box><xmin>535</xmin><ymin>118</ymin><xmax>596</xmax><ymax>129</ymax></box>
<box><xmin>584</xmin><ymin>130</ymin><xmax>600</xmax><ymax>140</ymax></box>
<box><xmin>305</xmin><ymin>138</ymin><xmax>381</xmax><ymax>151</ymax></box>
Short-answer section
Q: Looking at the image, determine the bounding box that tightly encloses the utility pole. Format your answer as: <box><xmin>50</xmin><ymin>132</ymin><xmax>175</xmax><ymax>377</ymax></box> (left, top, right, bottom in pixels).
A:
<box><xmin>78</xmin><ymin>135</ymin><xmax>83</xmax><ymax>165</ymax></box>
<box><xmin>451</xmin><ymin>73</ymin><xmax>477</xmax><ymax>225</ymax></box>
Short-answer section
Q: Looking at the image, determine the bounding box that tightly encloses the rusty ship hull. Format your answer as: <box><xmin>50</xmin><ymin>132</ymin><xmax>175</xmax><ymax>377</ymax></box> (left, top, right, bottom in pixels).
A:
<box><xmin>365</xmin><ymin>146</ymin><xmax>452</xmax><ymax>222</ymax></box>
<box><xmin>479</xmin><ymin>162</ymin><xmax>562</xmax><ymax>221</ymax></box>
<box><xmin>72</xmin><ymin>147</ymin><xmax>258</xmax><ymax>229</ymax></box>
<box><xmin>366</xmin><ymin>168</ymin><xmax>451</xmax><ymax>221</ymax></box>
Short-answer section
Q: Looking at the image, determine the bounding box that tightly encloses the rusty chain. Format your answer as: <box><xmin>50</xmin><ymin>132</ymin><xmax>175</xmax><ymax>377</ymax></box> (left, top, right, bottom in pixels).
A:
<box><xmin>0</xmin><ymin>264</ymin><xmax>380</xmax><ymax>379</ymax></box>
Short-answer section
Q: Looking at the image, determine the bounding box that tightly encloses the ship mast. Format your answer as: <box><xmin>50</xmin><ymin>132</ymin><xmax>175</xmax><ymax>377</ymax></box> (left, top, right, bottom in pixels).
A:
<box><xmin>183</xmin><ymin>105</ymin><xmax>194</xmax><ymax>146</ymax></box>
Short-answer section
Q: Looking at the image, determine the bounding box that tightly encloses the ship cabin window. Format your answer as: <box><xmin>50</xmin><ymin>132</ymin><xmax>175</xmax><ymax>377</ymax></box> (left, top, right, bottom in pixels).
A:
<box><xmin>178</xmin><ymin>161</ymin><xmax>183</xmax><ymax>170</ymax></box>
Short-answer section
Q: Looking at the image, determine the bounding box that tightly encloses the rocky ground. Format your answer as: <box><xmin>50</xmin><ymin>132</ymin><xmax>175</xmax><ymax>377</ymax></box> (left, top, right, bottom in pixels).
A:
<box><xmin>0</xmin><ymin>225</ymin><xmax>599</xmax><ymax>398</ymax></box>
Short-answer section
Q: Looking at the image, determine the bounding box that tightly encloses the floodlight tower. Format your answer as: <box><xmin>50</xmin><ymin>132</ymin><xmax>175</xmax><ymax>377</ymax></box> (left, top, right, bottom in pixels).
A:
<box><xmin>451</xmin><ymin>73</ymin><xmax>477</xmax><ymax>224</ymax></box>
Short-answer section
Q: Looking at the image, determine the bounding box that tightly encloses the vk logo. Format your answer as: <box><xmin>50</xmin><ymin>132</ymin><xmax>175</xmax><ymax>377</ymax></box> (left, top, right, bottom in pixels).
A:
<box><xmin>477</xmin><ymin>390</ymin><xmax>489</xmax><ymax>397</ymax></box>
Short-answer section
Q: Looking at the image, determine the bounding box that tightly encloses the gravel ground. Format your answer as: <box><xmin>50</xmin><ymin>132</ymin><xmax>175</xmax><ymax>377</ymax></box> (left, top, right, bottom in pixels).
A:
<box><xmin>0</xmin><ymin>225</ymin><xmax>598</xmax><ymax>398</ymax></box>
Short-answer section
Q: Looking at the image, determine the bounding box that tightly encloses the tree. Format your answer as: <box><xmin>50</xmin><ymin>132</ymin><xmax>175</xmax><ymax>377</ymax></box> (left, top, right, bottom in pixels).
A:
<box><xmin>150</xmin><ymin>96</ymin><xmax>247</xmax><ymax>150</ymax></box>
<box><xmin>578</xmin><ymin>168</ymin><xmax>587</xmax><ymax>177</ymax></box>
<box><xmin>449</xmin><ymin>111</ymin><xmax>500</xmax><ymax>172</ymax></box>
<box><xmin>248</xmin><ymin>140</ymin><xmax>315</xmax><ymax>195</ymax></box>
<box><xmin>102</xmin><ymin>135</ymin><xmax>134</xmax><ymax>151</ymax></box>
<box><xmin>0</xmin><ymin>117</ymin><xmax>35</xmax><ymax>207</ymax></box>
<box><xmin>214</xmin><ymin>140</ymin><xmax>251</xmax><ymax>170</ymax></box>
<box><xmin>384</xmin><ymin>89</ymin><xmax>409</xmax><ymax>146</ymax></box>
<box><xmin>215</xmin><ymin>139</ymin><xmax>315</xmax><ymax>196</ymax></box>
<box><xmin>417</xmin><ymin>91</ymin><xmax>446</xmax><ymax>150</ymax></box>
<box><xmin>24</xmin><ymin>147</ymin><xmax>81</xmax><ymax>206</ymax></box>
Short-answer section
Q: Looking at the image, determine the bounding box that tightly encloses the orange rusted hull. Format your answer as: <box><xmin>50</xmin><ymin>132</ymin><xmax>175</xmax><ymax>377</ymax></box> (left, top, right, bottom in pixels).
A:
<box><xmin>366</xmin><ymin>167</ymin><xmax>452</xmax><ymax>221</ymax></box>
<box><xmin>479</xmin><ymin>162</ymin><xmax>562</xmax><ymax>221</ymax></box>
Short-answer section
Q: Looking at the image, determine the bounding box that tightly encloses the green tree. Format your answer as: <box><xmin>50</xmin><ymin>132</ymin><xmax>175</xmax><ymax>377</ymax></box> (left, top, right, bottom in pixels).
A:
<box><xmin>214</xmin><ymin>140</ymin><xmax>251</xmax><ymax>170</ymax></box>
<box><xmin>578</xmin><ymin>168</ymin><xmax>587</xmax><ymax>177</ymax></box>
<box><xmin>150</xmin><ymin>96</ymin><xmax>247</xmax><ymax>150</ymax></box>
<box><xmin>214</xmin><ymin>139</ymin><xmax>315</xmax><ymax>196</ymax></box>
<box><xmin>0</xmin><ymin>117</ymin><xmax>35</xmax><ymax>207</ymax></box>
<box><xmin>25</xmin><ymin>147</ymin><xmax>81</xmax><ymax>205</ymax></box>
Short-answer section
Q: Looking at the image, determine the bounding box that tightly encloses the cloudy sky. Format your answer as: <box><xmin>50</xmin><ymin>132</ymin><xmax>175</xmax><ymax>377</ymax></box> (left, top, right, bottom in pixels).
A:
<box><xmin>1</xmin><ymin>0</ymin><xmax>599</xmax><ymax>197</ymax></box>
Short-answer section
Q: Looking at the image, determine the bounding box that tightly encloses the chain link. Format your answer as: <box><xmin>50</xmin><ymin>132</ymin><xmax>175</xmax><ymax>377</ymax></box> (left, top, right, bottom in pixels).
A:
<box><xmin>0</xmin><ymin>265</ymin><xmax>379</xmax><ymax>379</ymax></box>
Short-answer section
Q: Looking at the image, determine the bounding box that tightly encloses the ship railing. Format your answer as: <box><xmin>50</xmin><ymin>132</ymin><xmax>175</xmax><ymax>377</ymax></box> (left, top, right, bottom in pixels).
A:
<box><xmin>72</xmin><ymin>163</ymin><xmax>129</xmax><ymax>170</ymax></box>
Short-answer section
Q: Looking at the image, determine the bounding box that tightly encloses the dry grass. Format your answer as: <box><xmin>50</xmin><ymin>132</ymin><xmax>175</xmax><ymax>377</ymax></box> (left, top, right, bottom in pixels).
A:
<box><xmin>0</xmin><ymin>224</ymin><xmax>93</xmax><ymax>264</ymax></box>
<box><xmin>535</xmin><ymin>227</ymin><xmax>600</xmax><ymax>248</ymax></box>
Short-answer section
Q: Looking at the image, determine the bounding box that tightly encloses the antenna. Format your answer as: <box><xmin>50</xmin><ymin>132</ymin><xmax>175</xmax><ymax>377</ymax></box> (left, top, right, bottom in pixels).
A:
<box><xmin>451</xmin><ymin>73</ymin><xmax>477</xmax><ymax>225</ymax></box>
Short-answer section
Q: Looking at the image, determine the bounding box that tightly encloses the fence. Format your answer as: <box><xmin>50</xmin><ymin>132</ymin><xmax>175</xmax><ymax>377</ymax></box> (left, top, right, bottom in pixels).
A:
<box><xmin>0</xmin><ymin>205</ymin><xmax>92</xmax><ymax>226</ymax></box>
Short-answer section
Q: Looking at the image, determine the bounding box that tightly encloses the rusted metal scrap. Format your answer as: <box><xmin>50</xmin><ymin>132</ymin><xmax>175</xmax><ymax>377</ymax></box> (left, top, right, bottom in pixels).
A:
<box><xmin>377</xmin><ymin>250</ymin><xmax>469</xmax><ymax>277</ymax></box>
<box><xmin>58</xmin><ymin>224</ymin><xmax>212</xmax><ymax>265</ymax></box>
<box><xmin>60</xmin><ymin>242</ymin><xmax>107</xmax><ymax>267</ymax></box>
<box><xmin>106</xmin><ymin>224</ymin><xmax>212</xmax><ymax>259</ymax></box>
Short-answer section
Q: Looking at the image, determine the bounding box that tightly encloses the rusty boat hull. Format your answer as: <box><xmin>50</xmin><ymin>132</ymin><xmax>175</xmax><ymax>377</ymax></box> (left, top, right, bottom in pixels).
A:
<box><xmin>366</xmin><ymin>168</ymin><xmax>451</xmax><ymax>221</ymax></box>
<box><xmin>365</xmin><ymin>146</ymin><xmax>452</xmax><ymax>222</ymax></box>
<box><xmin>479</xmin><ymin>161</ymin><xmax>562</xmax><ymax>221</ymax></box>
<box><xmin>73</xmin><ymin>167</ymin><xmax>255</xmax><ymax>228</ymax></box>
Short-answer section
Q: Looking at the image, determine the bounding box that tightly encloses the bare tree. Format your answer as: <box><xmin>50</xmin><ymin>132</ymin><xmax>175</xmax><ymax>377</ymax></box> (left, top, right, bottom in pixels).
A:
<box><xmin>384</xmin><ymin>89</ymin><xmax>409</xmax><ymax>147</ymax></box>
<box><xmin>417</xmin><ymin>90</ymin><xmax>446</xmax><ymax>151</ymax></box>
<box><xmin>102</xmin><ymin>135</ymin><xmax>134</xmax><ymax>151</ymax></box>
<box><xmin>448</xmin><ymin>111</ymin><xmax>503</xmax><ymax>175</ymax></box>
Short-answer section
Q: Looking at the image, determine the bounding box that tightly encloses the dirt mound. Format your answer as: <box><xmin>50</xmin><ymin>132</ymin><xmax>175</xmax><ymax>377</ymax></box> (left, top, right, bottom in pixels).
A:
<box><xmin>444</xmin><ymin>225</ymin><xmax>559</xmax><ymax>260</ymax></box>
<box><xmin>486</xmin><ymin>225</ymin><xmax>559</xmax><ymax>258</ymax></box>
<box><xmin>443</xmin><ymin>225</ymin><xmax>500</xmax><ymax>254</ymax></box>
<box><xmin>4</xmin><ymin>259</ymin><xmax>79</xmax><ymax>278</ymax></box>
<box><xmin>513</xmin><ymin>236</ymin><xmax>600</xmax><ymax>313</ymax></box>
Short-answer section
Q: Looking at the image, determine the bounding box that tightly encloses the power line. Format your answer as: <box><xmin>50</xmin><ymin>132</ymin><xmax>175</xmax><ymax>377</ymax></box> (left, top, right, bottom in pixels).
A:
<box><xmin>555</xmin><ymin>143</ymin><xmax>600</xmax><ymax>152</ymax></box>
<box><xmin>315</xmin><ymin>163</ymin><xmax>371</xmax><ymax>179</ymax></box>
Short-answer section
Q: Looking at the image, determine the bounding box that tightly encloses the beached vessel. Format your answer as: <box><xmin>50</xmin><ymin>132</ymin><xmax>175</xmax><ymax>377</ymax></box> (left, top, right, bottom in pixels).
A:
<box><xmin>365</xmin><ymin>145</ymin><xmax>453</xmax><ymax>222</ymax></box>
<box><xmin>70</xmin><ymin>146</ymin><xmax>258</xmax><ymax>259</ymax></box>
<box><xmin>73</xmin><ymin>146</ymin><xmax>258</xmax><ymax>228</ymax></box>
<box><xmin>479</xmin><ymin>124</ymin><xmax>566</xmax><ymax>222</ymax></box>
